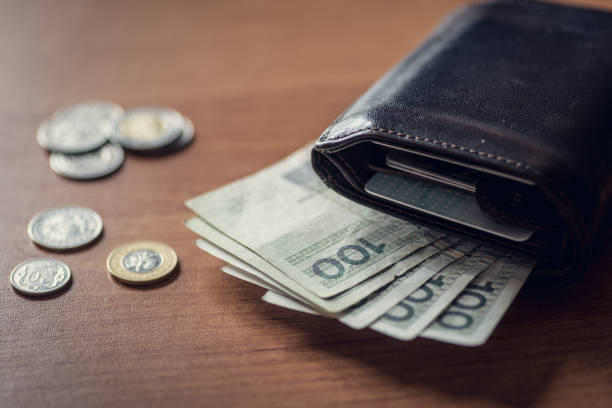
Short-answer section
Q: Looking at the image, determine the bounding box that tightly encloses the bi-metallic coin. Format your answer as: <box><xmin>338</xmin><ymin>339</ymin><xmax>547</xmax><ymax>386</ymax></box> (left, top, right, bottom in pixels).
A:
<box><xmin>107</xmin><ymin>240</ymin><xmax>178</xmax><ymax>285</ymax></box>
<box><xmin>49</xmin><ymin>142</ymin><xmax>124</xmax><ymax>180</ymax></box>
<box><xmin>28</xmin><ymin>206</ymin><xmax>103</xmax><ymax>250</ymax></box>
<box><xmin>37</xmin><ymin>101</ymin><xmax>124</xmax><ymax>154</ymax></box>
<box><xmin>10</xmin><ymin>258</ymin><xmax>71</xmax><ymax>297</ymax></box>
<box><xmin>111</xmin><ymin>107</ymin><xmax>184</xmax><ymax>151</ymax></box>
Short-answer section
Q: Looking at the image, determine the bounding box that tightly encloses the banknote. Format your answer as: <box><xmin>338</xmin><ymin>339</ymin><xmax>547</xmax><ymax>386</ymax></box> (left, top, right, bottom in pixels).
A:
<box><xmin>184</xmin><ymin>144</ymin><xmax>536</xmax><ymax>346</ymax></box>
<box><xmin>370</xmin><ymin>248</ymin><xmax>498</xmax><ymax>340</ymax></box>
<box><xmin>194</xmin><ymin>236</ymin><xmax>289</xmax><ymax>293</ymax></box>
<box><xmin>339</xmin><ymin>240</ymin><xmax>475</xmax><ymax>329</ymax></box>
<box><xmin>186</xmin><ymin>145</ymin><xmax>442</xmax><ymax>298</ymax></box>
<box><xmin>215</xmin><ymin>238</ymin><xmax>451</xmax><ymax>317</ymax></box>
<box><xmin>221</xmin><ymin>237</ymin><xmax>472</xmax><ymax>329</ymax></box>
<box><xmin>221</xmin><ymin>246</ymin><xmax>474</xmax><ymax>325</ymax></box>
<box><xmin>262</xmin><ymin>290</ymin><xmax>320</xmax><ymax>316</ymax></box>
<box><xmin>190</xmin><ymin>223</ymin><xmax>442</xmax><ymax>314</ymax></box>
<box><xmin>419</xmin><ymin>255</ymin><xmax>535</xmax><ymax>346</ymax></box>
<box><xmin>239</xmin><ymin>251</ymin><xmax>533</xmax><ymax>346</ymax></box>
<box><xmin>221</xmin><ymin>265</ymin><xmax>281</xmax><ymax>293</ymax></box>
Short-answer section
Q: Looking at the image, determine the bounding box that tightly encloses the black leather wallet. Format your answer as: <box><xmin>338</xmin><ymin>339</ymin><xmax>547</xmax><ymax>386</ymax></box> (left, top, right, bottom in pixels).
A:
<box><xmin>311</xmin><ymin>0</ymin><xmax>612</xmax><ymax>277</ymax></box>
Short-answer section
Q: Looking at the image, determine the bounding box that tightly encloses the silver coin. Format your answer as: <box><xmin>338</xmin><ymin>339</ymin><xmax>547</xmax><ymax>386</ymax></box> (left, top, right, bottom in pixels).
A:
<box><xmin>111</xmin><ymin>107</ymin><xmax>183</xmax><ymax>150</ymax></box>
<box><xmin>37</xmin><ymin>117</ymin><xmax>108</xmax><ymax>154</ymax></box>
<box><xmin>54</xmin><ymin>101</ymin><xmax>124</xmax><ymax>133</ymax></box>
<box><xmin>49</xmin><ymin>142</ymin><xmax>124</xmax><ymax>180</ymax></box>
<box><xmin>37</xmin><ymin>101</ymin><xmax>124</xmax><ymax>154</ymax></box>
<box><xmin>10</xmin><ymin>258</ymin><xmax>71</xmax><ymax>297</ymax></box>
<box><xmin>28</xmin><ymin>206</ymin><xmax>103</xmax><ymax>250</ymax></box>
<box><xmin>166</xmin><ymin>115</ymin><xmax>195</xmax><ymax>151</ymax></box>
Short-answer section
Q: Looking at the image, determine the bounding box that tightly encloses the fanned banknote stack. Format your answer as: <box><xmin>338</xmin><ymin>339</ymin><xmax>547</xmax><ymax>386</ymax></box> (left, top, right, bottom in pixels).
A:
<box><xmin>185</xmin><ymin>146</ymin><xmax>536</xmax><ymax>346</ymax></box>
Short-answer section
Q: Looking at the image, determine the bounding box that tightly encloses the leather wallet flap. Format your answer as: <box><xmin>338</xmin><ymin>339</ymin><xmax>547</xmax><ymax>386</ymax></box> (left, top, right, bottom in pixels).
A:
<box><xmin>312</xmin><ymin>0</ymin><xmax>612</xmax><ymax>276</ymax></box>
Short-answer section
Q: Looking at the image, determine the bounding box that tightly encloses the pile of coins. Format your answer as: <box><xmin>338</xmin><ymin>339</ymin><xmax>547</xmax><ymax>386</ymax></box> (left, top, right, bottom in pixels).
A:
<box><xmin>10</xmin><ymin>100</ymin><xmax>186</xmax><ymax>297</ymax></box>
<box><xmin>37</xmin><ymin>101</ymin><xmax>194</xmax><ymax>179</ymax></box>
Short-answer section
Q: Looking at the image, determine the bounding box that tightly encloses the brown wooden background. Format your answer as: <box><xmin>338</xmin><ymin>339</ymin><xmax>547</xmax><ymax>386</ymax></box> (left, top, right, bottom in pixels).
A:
<box><xmin>1</xmin><ymin>1</ymin><xmax>611</xmax><ymax>407</ymax></box>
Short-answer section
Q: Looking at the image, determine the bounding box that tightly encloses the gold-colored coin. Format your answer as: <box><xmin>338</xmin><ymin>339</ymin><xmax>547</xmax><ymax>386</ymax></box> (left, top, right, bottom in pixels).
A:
<box><xmin>106</xmin><ymin>240</ymin><xmax>177</xmax><ymax>285</ymax></box>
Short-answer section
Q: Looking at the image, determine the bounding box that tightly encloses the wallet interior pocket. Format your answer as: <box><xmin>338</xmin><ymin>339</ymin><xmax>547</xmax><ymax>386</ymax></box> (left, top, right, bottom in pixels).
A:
<box><xmin>317</xmin><ymin>140</ymin><xmax>570</xmax><ymax>272</ymax></box>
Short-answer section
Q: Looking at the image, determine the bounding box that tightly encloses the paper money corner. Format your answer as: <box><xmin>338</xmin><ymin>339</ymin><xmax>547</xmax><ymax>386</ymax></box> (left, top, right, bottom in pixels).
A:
<box><xmin>184</xmin><ymin>145</ymin><xmax>535</xmax><ymax>347</ymax></box>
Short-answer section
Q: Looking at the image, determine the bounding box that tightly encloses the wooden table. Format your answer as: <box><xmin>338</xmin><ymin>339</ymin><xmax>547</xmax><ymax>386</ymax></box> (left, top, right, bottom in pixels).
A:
<box><xmin>2</xmin><ymin>1</ymin><xmax>611</xmax><ymax>406</ymax></box>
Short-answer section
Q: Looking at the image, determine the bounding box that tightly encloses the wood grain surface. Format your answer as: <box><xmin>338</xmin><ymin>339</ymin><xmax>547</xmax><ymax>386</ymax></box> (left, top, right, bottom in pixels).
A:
<box><xmin>1</xmin><ymin>1</ymin><xmax>611</xmax><ymax>407</ymax></box>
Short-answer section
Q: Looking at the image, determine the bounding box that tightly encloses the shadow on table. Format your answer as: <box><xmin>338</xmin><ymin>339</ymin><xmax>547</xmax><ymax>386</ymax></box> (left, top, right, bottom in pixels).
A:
<box><xmin>252</xmin><ymin>216</ymin><xmax>612</xmax><ymax>407</ymax></box>
<box><xmin>109</xmin><ymin>262</ymin><xmax>182</xmax><ymax>290</ymax></box>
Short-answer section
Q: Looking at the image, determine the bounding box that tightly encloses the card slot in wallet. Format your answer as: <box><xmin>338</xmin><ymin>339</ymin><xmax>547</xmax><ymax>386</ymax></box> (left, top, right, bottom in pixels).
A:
<box><xmin>314</xmin><ymin>141</ymin><xmax>566</xmax><ymax>270</ymax></box>
<box><xmin>311</xmin><ymin>0</ymin><xmax>612</xmax><ymax>277</ymax></box>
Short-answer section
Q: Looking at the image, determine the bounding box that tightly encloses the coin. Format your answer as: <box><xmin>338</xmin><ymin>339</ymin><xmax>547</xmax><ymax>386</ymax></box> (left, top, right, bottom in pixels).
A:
<box><xmin>49</xmin><ymin>142</ymin><xmax>124</xmax><ymax>180</ymax></box>
<box><xmin>107</xmin><ymin>241</ymin><xmax>178</xmax><ymax>285</ymax></box>
<box><xmin>37</xmin><ymin>117</ymin><xmax>108</xmax><ymax>154</ymax></box>
<box><xmin>111</xmin><ymin>107</ymin><xmax>183</xmax><ymax>150</ymax></box>
<box><xmin>37</xmin><ymin>101</ymin><xmax>124</xmax><ymax>154</ymax></box>
<box><xmin>54</xmin><ymin>101</ymin><xmax>124</xmax><ymax>134</ymax></box>
<box><xmin>166</xmin><ymin>115</ymin><xmax>195</xmax><ymax>151</ymax></box>
<box><xmin>28</xmin><ymin>206</ymin><xmax>103</xmax><ymax>250</ymax></box>
<box><xmin>10</xmin><ymin>258</ymin><xmax>71</xmax><ymax>297</ymax></box>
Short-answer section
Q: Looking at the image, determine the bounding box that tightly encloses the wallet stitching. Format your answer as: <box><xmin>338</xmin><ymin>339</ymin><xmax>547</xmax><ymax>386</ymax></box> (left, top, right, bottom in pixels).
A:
<box><xmin>323</xmin><ymin>127</ymin><xmax>527</xmax><ymax>167</ymax></box>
